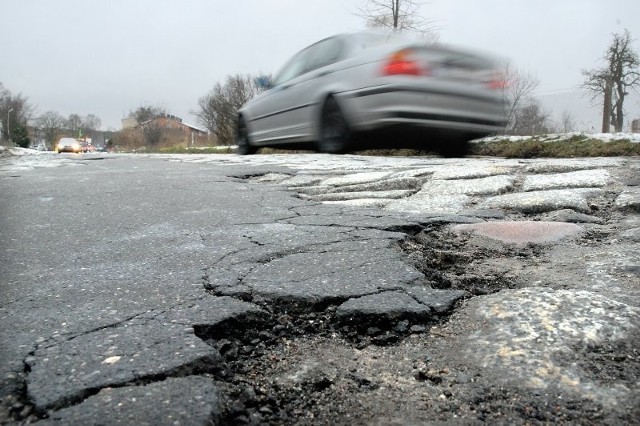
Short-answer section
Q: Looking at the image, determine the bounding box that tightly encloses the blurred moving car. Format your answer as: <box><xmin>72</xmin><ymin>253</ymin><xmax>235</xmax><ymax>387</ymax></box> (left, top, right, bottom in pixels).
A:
<box><xmin>56</xmin><ymin>138</ymin><xmax>83</xmax><ymax>153</ymax></box>
<box><xmin>237</xmin><ymin>31</ymin><xmax>507</xmax><ymax>156</ymax></box>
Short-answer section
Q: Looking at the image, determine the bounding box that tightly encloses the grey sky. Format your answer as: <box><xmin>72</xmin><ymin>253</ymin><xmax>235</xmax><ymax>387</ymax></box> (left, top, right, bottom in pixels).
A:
<box><xmin>1</xmin><ymin>0</ymin><xmax>638</xmax><ymax>130</ymax></box>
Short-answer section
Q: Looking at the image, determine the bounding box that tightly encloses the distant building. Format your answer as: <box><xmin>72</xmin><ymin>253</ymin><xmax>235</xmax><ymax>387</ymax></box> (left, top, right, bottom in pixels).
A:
<box><xmin>124</xmin><ymin>114</ymin><xmax>206</xmax><ymax>133</ymax></box>
<box><xmin>123</xmin><ymin>113</ymin><xmax>209</xmax><ymax>146</ymax></box>
<box><xmin>141</xmin><ymin>115</ymin><xmax>207</xmax><ymax>135</ymax></box>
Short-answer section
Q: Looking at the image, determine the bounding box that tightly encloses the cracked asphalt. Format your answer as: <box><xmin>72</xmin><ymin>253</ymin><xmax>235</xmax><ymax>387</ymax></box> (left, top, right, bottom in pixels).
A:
<box><xmin>0</xmin><ymin>151</ymin><xmax>638</xmax><ymax>424</ymax></box>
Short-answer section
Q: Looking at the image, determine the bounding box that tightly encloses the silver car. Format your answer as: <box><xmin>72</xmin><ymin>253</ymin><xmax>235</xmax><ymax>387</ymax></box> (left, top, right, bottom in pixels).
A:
<box><xmin>237</xmin><ymin>31</ymin><xmax>507</xmax><ymax>156</ymax></box>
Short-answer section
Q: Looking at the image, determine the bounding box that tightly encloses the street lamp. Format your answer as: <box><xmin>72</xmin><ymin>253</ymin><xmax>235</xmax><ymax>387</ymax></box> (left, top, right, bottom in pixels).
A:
<box><xmin>7</xmin><ymin>108</ymin><xmax>13</xmax><ymax>144</ymax></box>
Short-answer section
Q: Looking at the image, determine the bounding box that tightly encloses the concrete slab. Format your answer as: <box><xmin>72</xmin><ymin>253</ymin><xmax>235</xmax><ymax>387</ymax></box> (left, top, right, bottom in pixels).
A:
<box><xmin>326</xmin><ymin>177</ymin><xmax>422</xmax><ymax>193</ymax></box>
<box><xmin>615</xmin><ymin>187</ymin><xmax>640</xmax><ymax>211</ymax></box>
<box><xmin>302</xmin><ymin>189</ymin><xmax>414</xmax><ymax>202</ymax></box>
<box><xmin>388</xmin><ymin>167</ymin><xmax>436</xmax><ymax>179</ymax></box>
<box><xmin>542</xmin><ymin>209</ymin><xmax>604</xmax><ymax>224</ymax></box>
<box><xmin>523</xmin><ymin>158</ymin><xmax>623</xmax><ymax>173</ymax></box>
<box><xmin>325</xmin><ymin>198</ymin><xmax>393</xmax><ymax>208</ymax></box>
<box><xmin>479</xmin><ymin>189</ymin><xmax>603</xmax><ymax>213</ymax></box>
<box><xmin>293</xmin><ymin>177</ymin><xmax>421</xmax><ymax>196</ymax></box>
<box><xmin>432</xmin><ymin>164</ymin><xmax>514</xmax><ymax>180</ymax></box>
<box><xmin>620</xmin><ymin>227</ymin><xmax>640</xmax><ymax>242</ymax></box>
<box><xmin>449</xmin><ymin>288</ymin><xmax>640</xmax><ymax>403</ymax></box>
<box><xmin>421</xmin><ymin>175</ymin><xmax>516</xmax><ymax>196</ymax></box>
<box><xmin>452</xmin><ymin>221</ymin><xmax>584</xmax><ymax>246</ymax></box>
<box><xmin>522</xmin><ymin>169</ymin><xmax>611</xmax><ymax>191</ymax></box>
<box><xmin>385</xmin><ymin>194</ymin><xmax>470</xmax><ymax>215</ymax></box>
<box><xmin>320</xmin><ymin>172</ymin><xmax>392</xmax><ymax>187</ymax></box>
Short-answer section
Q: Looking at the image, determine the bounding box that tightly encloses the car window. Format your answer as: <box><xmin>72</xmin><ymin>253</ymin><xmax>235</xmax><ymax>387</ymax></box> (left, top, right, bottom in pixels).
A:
<box><xmin>348</xmin><ymin>32</ymin><xmax>411</xmax><ymax>54</ymax></box>
<box><xmin>272</xmin><ymin>49</ymin><xmax>311</xmax><ymax>86</ymax></box>
<box><xmin>303</xmin><ymin>37</ymin><xmax>343</xmax><ymax>73</ymax></box>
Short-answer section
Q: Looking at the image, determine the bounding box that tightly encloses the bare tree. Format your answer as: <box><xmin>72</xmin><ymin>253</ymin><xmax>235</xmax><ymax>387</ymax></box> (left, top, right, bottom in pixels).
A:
<box><xmin>356</xmin><ymin>0</ymin><xmax>437</xmax><ymax>40</ymax></box>
<box><xmin>196</xmin><ymin>74</ymin><xmax>259</xmax><ymax>146</ymax></box>
<box><xmin>128</xmin><ymin>104</ymin><xmax>166</xmax><ymax>125</ymax></box>
<box><xmin>511</xmin><ymin>99</ymin><xmax>552</xmax><ymax>136</ymax></box>
<box><xmin>501</xmin><ymin>61</ymin><xmax>540</xmax><ymax>133</ymax></box>
<box><xmin>141</xmin><ymin>122</ymin><xmax>162</xmax><ymax>146</ymax></box>
<box><xmin>558</xmin><ymin>110</ymin><xmax>576</xmax><ymax>133</ymax></box>
<box><xmin>582</xmin><ymin>29</ymin><xmax>640</xmax><ymax>132</ymax></box>
<box><xmin>34</xmin><ymin>111</ymin><xmax>66</xmax><ymax>148</ymax></box>
<box><xmin>66</xmin><ymin>113</ymin><xmax>83</xmax><ymax>135</ymax></box>
<box><xmin>64</xmin><ymin>113</ymin><xmax>103</xmax><ymax>140</ymax></box>
<box><xmin>82</xmin><ymin>114</ymin><xmax>102</xmax><ymax>131</ymax></box>
<box><xmin>127</xmin><ymin>105</ymin><xmax>166</xmax><ymax>146</ymax></box>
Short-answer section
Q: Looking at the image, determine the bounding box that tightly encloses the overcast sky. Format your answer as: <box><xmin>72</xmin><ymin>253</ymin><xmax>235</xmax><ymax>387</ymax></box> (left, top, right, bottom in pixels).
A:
<box><xmin>1</xmin><ymin>0</ymin><xmax>638</xmax><ymax>130</ymax></box>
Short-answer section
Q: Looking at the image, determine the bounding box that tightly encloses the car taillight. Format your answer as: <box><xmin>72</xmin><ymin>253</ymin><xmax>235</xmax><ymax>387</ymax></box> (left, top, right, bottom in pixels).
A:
<box><xmin>382</xmin><ymin>49</ymin><xmax>426</xmax><ymax>76</ymax></box>
<box><xmin>487</xmin><ymin>72</ymin><xmax>508</xmax><ymax>90</ymax></box>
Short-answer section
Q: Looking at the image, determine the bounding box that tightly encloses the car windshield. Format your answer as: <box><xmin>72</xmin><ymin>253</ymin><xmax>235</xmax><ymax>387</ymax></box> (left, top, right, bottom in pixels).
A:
<box><xmin>272</xmin><ymin>33</ymin><xmax>394</xmax><ymax>86</ymax></box>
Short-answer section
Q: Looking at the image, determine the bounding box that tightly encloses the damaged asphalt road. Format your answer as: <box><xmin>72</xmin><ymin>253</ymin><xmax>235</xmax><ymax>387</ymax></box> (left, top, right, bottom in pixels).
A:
<box><xmin>0</xmin><ymin>152</ymin><xmax>639</xmax><ymax>424</ymax></box>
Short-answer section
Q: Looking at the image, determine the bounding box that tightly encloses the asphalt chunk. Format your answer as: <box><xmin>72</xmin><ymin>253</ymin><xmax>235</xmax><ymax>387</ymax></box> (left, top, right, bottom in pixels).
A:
<box><xmin>40</xmin><ymin>377</ymin><xmax>221</xmax><ymax>425</ymax></box>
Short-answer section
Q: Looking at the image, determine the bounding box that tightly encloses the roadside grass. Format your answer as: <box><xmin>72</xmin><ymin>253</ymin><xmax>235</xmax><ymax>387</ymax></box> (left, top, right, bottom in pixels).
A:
<box><xmin>157</xmin><ymin>146</ymin><xmax>236</xmax><ymax>154</ymax></box>
<box><xmin>123</xmin><ymin>134</ymin><xmax>639</xmax><ymax>158</ymax></box>
<box><xmin>470</xmin><ymin>135</ymin><xmax>640</xmax><ymax>158</ymax></box>
<box><xmin>357</xmin><ymin>135</ymin><xmax>639</xmax><ymax>157</ymax></box>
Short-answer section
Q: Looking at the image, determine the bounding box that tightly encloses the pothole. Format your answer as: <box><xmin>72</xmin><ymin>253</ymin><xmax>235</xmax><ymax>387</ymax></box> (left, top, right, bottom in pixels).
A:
<box><xmin>398</xmin><ymin>226</ymin><xmax>531</xmax><ymax>295</ymax></box>
<box><xmin>190</xmin><ymin>223</ymin><xmax>550</xmax><ymax>423</ymax></box>
<box><xmin>194</xmin><ymin>311</ymin><xmax>448</xmax><ymax>424</ymax></box>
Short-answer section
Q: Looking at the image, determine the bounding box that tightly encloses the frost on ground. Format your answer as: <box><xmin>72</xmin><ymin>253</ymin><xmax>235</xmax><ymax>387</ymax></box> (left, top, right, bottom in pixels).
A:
<box><xmin>474</xmin><ymin>132</ymin><xmax>640</xmax><ymax>143</ymax></box>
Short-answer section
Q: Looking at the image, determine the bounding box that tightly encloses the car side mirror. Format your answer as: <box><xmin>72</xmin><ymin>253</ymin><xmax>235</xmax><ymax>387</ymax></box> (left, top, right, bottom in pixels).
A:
<box><xmin>255</xmin><ymin>75</ymin><xmax>273</xmax><ymax>90</ymax></box>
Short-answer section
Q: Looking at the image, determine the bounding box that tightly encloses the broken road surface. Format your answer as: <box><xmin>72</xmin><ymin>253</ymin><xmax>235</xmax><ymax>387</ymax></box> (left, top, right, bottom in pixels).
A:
<box><xmin>1</xmin><ymin>152</ymin><xmax>638</xmax><ymax>424</ymax></box>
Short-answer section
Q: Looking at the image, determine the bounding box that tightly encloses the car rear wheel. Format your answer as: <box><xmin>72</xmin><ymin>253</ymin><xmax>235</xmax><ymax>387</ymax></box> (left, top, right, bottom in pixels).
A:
<box><xmin>236</xmin><ymin>117</ymin><xmax>257</xmax><ymax>155</ymax></box>
<box><xmin>317</xmin><ymin>98</ymin><xmax>350</xmax><ymax>154</ymax></box>
<box><xmin>438</xmin><ymin>138</ymin><xmax>470</xmax><ymax>158</ymax></box>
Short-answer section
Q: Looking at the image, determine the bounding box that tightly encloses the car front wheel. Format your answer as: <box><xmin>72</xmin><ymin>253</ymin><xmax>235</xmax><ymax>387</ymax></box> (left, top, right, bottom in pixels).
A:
<box><xmin>237</xmin><ymin>117</ymin><xmax>257</xmax><ymax>155</ymax></box>
<box><xmin>437</xmin><ymin>137</ymin><xmax>470</xmax><ymax>158</ymax></box>
<box><xmin>317</xmin><ymin>98</ymin><xmax>350</xmax><ymax>154</ymax></box>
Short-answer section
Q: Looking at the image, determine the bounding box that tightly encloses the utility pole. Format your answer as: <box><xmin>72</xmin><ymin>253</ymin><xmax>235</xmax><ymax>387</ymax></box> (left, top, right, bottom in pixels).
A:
<box><xmin>7</xmin><ymin>108</ymin><xmax>14</xmax><ymax>143</ymax></box>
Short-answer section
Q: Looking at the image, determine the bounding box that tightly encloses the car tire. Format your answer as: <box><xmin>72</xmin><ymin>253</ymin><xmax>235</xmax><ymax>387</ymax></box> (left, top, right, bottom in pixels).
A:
<box><xmin>236</xmin><ymin>117</ymin><xmax>257</xmax><ymax>155</ymax></box>
<box><xmin>438</xmin><ymin>139</ymin><xmax>470</xmax><ymax>158</ymax></box>
<box><xmin>317</xmin><ymin>98</ymin><xmax>350</xmax><ymax>154</ymax></box>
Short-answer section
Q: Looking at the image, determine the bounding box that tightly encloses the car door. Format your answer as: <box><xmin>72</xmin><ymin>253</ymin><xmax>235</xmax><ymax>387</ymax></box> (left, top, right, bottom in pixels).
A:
<box><xmin>247</xmin><ymin>37</ymin><xmax>344</xmax><ymax>144</ymax></box>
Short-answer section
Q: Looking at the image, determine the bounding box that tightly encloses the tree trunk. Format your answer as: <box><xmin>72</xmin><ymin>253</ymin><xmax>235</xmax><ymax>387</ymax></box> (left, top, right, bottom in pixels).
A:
<box><xmin>602</xmin><ymin>77</ymin><xmax>612</xmax><ymax>133</ymax></box>
<box><xmin>614</xmin><ymin>84</ymin><xmax>625</xmax><ymax>132</ymax></box>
